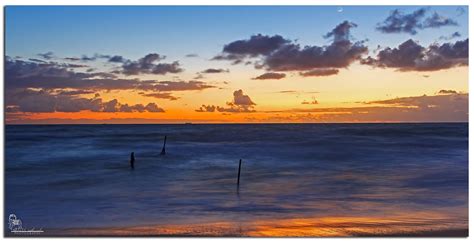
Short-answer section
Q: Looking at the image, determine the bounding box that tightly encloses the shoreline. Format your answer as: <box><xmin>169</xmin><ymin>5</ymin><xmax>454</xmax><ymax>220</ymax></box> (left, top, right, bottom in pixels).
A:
<box><xmin>8</xmin><ymin>216</ymin><xmax>468</xmax><ymax>237</ymax></box>
<box><xmin>10</xmin><ymin>227</ymin><xmax>468</xmax><ymax>237</ymax></box>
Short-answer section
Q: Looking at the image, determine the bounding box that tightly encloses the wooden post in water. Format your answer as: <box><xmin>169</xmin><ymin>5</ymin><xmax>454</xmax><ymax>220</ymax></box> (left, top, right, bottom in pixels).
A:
<box><xmin>130</xmin><ymin>152</ymin><xmax>135</xmax><ymax>169</ymax></box>
<box><xmin>160</xmin><ymin>136</ymin><xmax>167</xmax><ymax>155</ymax></box>
<box><xmin>237</xmin><ymin>159</ymin><xmax>242</xmax><ymax>188</ymax></box>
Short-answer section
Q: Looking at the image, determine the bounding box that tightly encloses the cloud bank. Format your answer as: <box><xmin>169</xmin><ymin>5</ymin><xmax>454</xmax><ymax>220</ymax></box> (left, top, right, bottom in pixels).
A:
<box><xmin>213</xmin><ymin>21</ymin><xmax>368</xmax><ymax>77</ymax></box>
<box><xmin>361</xmin><ymin>38</ymin><xmax>468</xmax><ymax>71</ymax></box>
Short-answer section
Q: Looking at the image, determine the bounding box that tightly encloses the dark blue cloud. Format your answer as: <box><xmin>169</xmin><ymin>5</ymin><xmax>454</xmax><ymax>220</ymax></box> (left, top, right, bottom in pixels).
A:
<box><xmin>376</xmin><ymin>8</ymin><xmax>458</xmax><ymax>35</ymax></box>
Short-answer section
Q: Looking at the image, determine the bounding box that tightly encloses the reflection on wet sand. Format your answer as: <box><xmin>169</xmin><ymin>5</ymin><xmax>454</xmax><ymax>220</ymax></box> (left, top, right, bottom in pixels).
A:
<box><xmin>50</xmin><ymin>211</ymin><xmax>467</xmax><ymax>237</ymax></box>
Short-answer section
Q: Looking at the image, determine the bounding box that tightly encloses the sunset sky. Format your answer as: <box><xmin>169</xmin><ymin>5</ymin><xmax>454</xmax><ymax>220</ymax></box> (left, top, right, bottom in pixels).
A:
<box><xmin>5</xmin><ymin>6</ymin><xmax>469</xmax><ymax>124</ymax></box>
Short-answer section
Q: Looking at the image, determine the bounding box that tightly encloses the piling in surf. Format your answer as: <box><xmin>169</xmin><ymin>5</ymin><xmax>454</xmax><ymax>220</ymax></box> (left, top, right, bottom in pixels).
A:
<box><xmin>237</xmin><ymin>159</ymin><xmax>242</xmax><ymax>188</ymax></box>
<box><xmin>130</xmin><ymin>152</ymin><xmax>135</xmax><ymax>169</ymax></box>
<box><xmin>161</xmin><ymin>136</ymin><xmax>167</xmax><ymax>155</ymax></box>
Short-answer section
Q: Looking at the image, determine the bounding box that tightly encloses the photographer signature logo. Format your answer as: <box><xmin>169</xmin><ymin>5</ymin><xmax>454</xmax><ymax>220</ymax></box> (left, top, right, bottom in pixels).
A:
<box><xmin>8</xmin><ymin>214</ymin><xmax>43</xmax><ymax>234</ymax></box>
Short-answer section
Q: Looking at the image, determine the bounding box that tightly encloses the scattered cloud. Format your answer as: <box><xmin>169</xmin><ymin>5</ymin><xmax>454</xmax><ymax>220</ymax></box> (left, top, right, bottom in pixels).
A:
<box><xmin>201</xmin><ymin>68</ymin><xmax>229</xmax><ymax>74</ymax></box>
<box><xmin>301</xmin><ymin>97</ymin><xmax>319</xmax><ymax>105</ymax></box>
<box><xmin>439</xmin><ymin>32</ymin><xmax>461</xmax><ymax>41</ymax></box>
<box><xmin>81</xmin><ymin>54</ymin><xmax>111</xmax><ymax>61</ymax></box>
<box><xmin>193</xmin><ymin>73</ymin><xmax>204</xmax><ymax>79</ymax></box>
<box><xmin>252</xmin><ymin>72</ymin><xmax>286</xmax><ymax>80</ymax></box>
<box><xmin>376</xmin><ymin>8</ymin><xmax>426</xmax><ymax>35</ymax></box>
<box><xmin>108</xmin><ymin>55</ymin><xmax>128</xmax><ymax>63</ymax></box>
<box><xmin>137</xmin><ymin>80</ymin><xmax>215</xmax><ymax>92</ymax></box>
<box><xmin>437</xmin><ymin>89</ymin><xmax>458</xmax><ymax>95</ymax></box>
<box><xmin>267</xmin><ymin>92</ymin><xmax>467</xmax><ymax>122</ymax></box>
<box><xmin>37</xmin><ymin>51</ymin><xmax>54</xmax><ymax>60</ymax></box>
<box><xmin>196</xmin><ymin>89</ymin><xmax>256</xmax><ymax>113</ymax></box>
<box><xmin>376</xmin><ymin>8</ymin><xmax>458</xmax><ymax>35</ymax></box>
<box><xmin>214</xmin><ymin>21</ymin><xmax>367</xmax><ymax>77</ymax></box>
<box><xmin>28</xmin><ymin>58</ymin><xmax>47</xmax><ymax>63</ymax></box>
<box><xmin>6</xmin><ymin>89</ymin><xmax>164</xmax><ymax>113</ymax></box>
<box><xmin>121</xmin><ymin>53</ymin><xmax>183</xmax><ymax>75</ymax></box>
<box><xmin>56</xmin><ymin>90</ymin><xmax>97</xmax><ymax>96</ymax></box>
<box><xmin>140</xmin><ymin>92</ymin><xmax>179</xmax><ymax>100</ymax></box>
<box><xmin>361</xmin><ymin>38</ymin><xmax>468</xmax><ymax>71</ymax></box>
<box><xmin>185</xmin><ymin>54</ymin><xmax>198</xmax><ymax>57</ymax></box>
<box><xmin>5</xmin><ymin>57</ymin><xmax>218</xmax><ymax>114</ymax></box>
<box><xmin>423</xmin><ymin>12</ymin><xmax>458</xmax><ymax>28</ymax></box>
<box><xmin>300</xmin><ymin>68</ymin><xmax>339</xmax><ymax>77</ymax></box>
<box><xmin>6</xmin><ymin>58</ymin><xmax>214</xmax><ymax>92</ymax></box>
<box><xmin>277</xmin><ymin>90</ymin><xmax>297</xmax><ymax>94</ymax></box>
<box><xmin>64</xmin><ymin>57</ymin><xmax>81</xmax><ymax>61</ymax></box>
<box><xmin>264</xmin><ymin>21</ymin><xmax>367</xmax><ymax>72</ymax></box>
<box><xmin>213</xmin><ymin>34</ymin><xmax>290</xmax><ymax>61</ymax></box>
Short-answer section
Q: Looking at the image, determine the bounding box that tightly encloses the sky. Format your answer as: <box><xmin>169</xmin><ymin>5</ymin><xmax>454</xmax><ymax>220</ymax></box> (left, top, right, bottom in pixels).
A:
<box><xmin>5</xmin><ymin>6</ymin><xmax>469</xmax><ymax>124</ymax></box>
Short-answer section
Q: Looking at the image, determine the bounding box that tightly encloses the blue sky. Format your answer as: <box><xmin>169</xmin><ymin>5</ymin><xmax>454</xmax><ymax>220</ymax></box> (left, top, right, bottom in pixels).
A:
<box><xmin>6</xmin><ymin>6</ymin><xmax>468</xmax><ymax>61</ymax></box>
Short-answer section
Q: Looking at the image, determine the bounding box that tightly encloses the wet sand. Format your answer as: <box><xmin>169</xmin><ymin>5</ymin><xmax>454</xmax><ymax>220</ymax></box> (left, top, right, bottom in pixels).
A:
<box><xmin>28</xmin><ymin>214</ymin><xmax>468</xmax><ymax>237</ymax></box>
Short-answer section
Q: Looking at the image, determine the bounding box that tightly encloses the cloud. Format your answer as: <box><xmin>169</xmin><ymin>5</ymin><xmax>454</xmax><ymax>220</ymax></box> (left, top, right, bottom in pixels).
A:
<box><xmin>185</xmin><ymin>54</ymin><xmax>198</xmax><ymax>58</ymax></box>
<box><xmin>439</xmin><ymin>32</ymin><xmax>461</xmax><ymax>41</ymax></box>
<box><xmin>232</xmin><ymin>89</ymin><xmax>256</xmax><ymax>106</ymax></box>
<box><xmin>56</xmin><ymin>90</ymin><xmax>97</xmax><ymax>96</ymax></box>
<box><xmin>136</xmin><ymin>80</ymin><xmax>215</xmax><ymax>92</ymax></box>
<box><xmin>195</xmin><ymin>105</ymin><xmax>216</xmax><ymax>112</ymax></box>
<box><xmin>361</xmin><ymin>38</ymin><xmax>468</xmax><ymax>71</ymax></box>
<box><xmin>5</xmin><ymin>57</ymin><xmax>216</xmax><ymax>114</ymax></box>
<box><xmin>28</xmin><ymin>58</ymin><xmax>47</xmax><ymax>63</ymax></box>
<box><xmin>264</xmin><ymin>41</ymin><xmax>367</xmax><ymax>72</ymax></box>
<box><xmin>144</xmin><ymin>103</ymin><xmax>164</xmax><ymax>112</ymax></box>
<box><xmin>323</xmin><ymin>21</ymin><xmax>357</xmax><ymax>42</ymax></box>
<box><xmin>121</xmin><ymin>53</ymin><xmax>183</xmax><ymax>75</ymax></box>
<box><xmin>201</xmin><ymin>68</ymin><xmax>229</xmax><ymax>74</ymax></box>
<box><xmin>6</xmin><ymin>88</ymin><xmax>164</xmax><ymax>113</ymax></box>
<box><xmin>64</xmin><ymin>57</ymin><xmax>81</xmax><ymax>61</ymax></box>
<box><xmin>215</xmin><ymin>34</ymin><xmax>290</xmax><ymax>60</ymax></box>
<box><xmin>108</xmin><ymin>55</ymin><xmax>127</xmax><ymax>63</ymax></box>
<box><xmin>376</xmin><ymin>8</ymin><xmax>426</xmax><ymax>35</ymax></box>
<box><xmin>376</xmin><ymin>8</ymin><xmax>458</xmax><ymax>35</ymax></box>
<box><xmin>57</xmin><ymin>63</ymin><xmax>89</xmax><ymax>68</ymax></box>
<box><xmin>301</xmin><ymin>99</ymin><xmax>319</xmax><ymax>105</ymax></box>
<box><xmin>423</xmin><ymin>12</ymin><xmax>458</xmax><ymax>28</ymax></box>
<box><xmin>27</xmin><ymin>59</ymin><xmax>89</xmax><ymax>68</ymax></box>
<box><xmin>140</xmin><ymin>92</ymin><xmax>179</xmax><ymax>100</ymax></box>
<box><xmin>37</xmin><ymin>51</ymin><xmax>54</xmax><ymax>60</ymax></box>
<box><xmin>299</xmin><ymin>68</ymin><xmax>339</xmax><ymax>77</ymax></box>
<box><xmin>361</xmin><ymin>92</ymin><xmax>467</xmax><ymax>112</ymax></box>
<box><xmin>277</xmin><ymin>90</ymin><xmax>297</xmax><ymax>94</ymax></box>
<box><xmin>267</xmin><ymin>92</ymin><xmax>467</xmax><ymax>122</ymax></box>
<box><xmin>214</xmin><ymin>21</ymin><xmax>367</xmax><ymax>75</ymax></box>
<box><xmin>196</xmin><ymin>89</ymin><xmax>256</xmax><ymax>113</ymax></box>
<box><xmin>437</xmin><ymin>89</ymin><xmax>458</xmax><ymax>95</ymax></box>
<box><xmin>5</xmin><ymin>58</ymin><xmax>215</xmax><ymax>92</ymax></box>
<box><xmin>252</xmin><ymin>72</ymin><xmax>286</xmax><ymax>80</ymax></box>
<box><xmin>80</xmin><ymin>54</ymin><xmax>111</xmax><ymax>61</ymax></box>
<box><xmin>193</xmin><ymin>73</ymin><xmax>204</xmax><ymax>79</ymax></box>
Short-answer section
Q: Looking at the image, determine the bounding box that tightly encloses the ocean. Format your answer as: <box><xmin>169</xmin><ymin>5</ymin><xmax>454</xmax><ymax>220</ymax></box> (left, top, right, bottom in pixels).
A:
<box><xmin>4</xmin><ymin>123</ymin><xmax>468</xmax><ymax>236</ymax></box>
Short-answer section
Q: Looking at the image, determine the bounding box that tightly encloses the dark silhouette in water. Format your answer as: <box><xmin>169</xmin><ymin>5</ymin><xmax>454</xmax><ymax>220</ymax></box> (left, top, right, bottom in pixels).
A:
<box><xmin>237</xmin><ymin>159</ymin><xmax>242</xmax><ymax>188</ymax></box>
<box><xmin>160</xmin><ymin>136</ymin><xmax>167</xmax><ymax>155</ymax></box>
<box><xmin>130</xmin><ymin>152</ymin><xmax>135</xmax><ymax>169</ymax></box>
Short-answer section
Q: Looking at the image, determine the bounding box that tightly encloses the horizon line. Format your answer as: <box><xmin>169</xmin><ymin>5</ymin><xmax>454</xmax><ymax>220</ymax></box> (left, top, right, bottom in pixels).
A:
<box><xmin>4</xmin><ymin>121</ymin><xmax>469</xmax><ymax>126</ymax></box>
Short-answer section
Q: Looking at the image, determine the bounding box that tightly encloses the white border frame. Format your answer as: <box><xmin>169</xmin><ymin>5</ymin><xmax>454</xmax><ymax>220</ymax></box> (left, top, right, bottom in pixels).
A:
<box><xmin>0</xmin><ymin>1</ymin><xmax>471</xmax><ymax>241</ymax></box>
